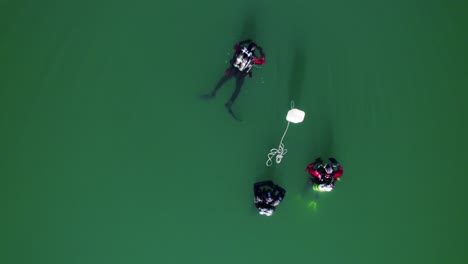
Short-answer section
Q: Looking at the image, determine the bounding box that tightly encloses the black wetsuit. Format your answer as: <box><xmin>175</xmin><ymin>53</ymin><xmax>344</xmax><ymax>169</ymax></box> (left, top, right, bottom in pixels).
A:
<box><xmin>253</xmin><ymin>181</ymin><xmax>286</xmax><ymax>214</ymax></box>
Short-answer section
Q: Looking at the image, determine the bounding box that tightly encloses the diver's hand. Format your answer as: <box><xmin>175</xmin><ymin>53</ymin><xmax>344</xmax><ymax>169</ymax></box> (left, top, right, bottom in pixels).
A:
<box><xmin>329</xmin><ymin>157</ymin><xmax>339</xmax><ymax>165</ymax></box>
<box><xmin>258</xmin><ymin>46</ymin><xmax>264</xmax><ymax>55</ymax></box>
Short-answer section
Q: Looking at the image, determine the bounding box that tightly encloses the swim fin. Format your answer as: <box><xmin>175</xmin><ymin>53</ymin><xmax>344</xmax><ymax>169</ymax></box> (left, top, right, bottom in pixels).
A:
<box><xmin>225</xmin><ymin>104</ymin><xmax>242</xmax><ymax>121</ymax></box>
<box><xmin>201</xmin><ymin>92</ymin><xmax>215</xmax><ymax>99</ymax></box>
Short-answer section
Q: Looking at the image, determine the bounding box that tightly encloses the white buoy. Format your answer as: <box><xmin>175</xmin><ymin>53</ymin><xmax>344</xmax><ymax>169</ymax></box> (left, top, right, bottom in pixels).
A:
<box><xmin>286</xmin><ymin>108</ymin><xmax>305</xmax><ymax>123</ymax></box>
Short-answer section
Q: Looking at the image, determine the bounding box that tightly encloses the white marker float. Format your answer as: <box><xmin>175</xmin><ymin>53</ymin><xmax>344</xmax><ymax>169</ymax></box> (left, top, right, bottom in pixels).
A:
<box><xmin>266</xmin><ymin>101</ymin><xmax>305</xmax><ymax>166</ymax></box>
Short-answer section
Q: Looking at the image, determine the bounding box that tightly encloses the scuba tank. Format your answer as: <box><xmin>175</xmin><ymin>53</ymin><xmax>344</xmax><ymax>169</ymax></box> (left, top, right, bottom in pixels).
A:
<box><xmin>233</xmin><ymin>47</ymin><xmax>254</xmax><ymax>72</ymax></box>
<box><xmin>313</xmin><ymin>184</ymin><xmax>334</xmax><ymax>192</ymax></box>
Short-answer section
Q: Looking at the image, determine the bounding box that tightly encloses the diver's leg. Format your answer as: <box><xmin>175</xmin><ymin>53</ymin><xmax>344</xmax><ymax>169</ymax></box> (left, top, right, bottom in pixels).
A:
<box><xmin>225</xmin><ymin>73</ymin><xmax>246</xmax><ymax>121</ymax></box>
<box><xmin>203</xmin><ymin>67</ymin><xmax>234</xmax><ymax>98</ymax></box>
<box><xmin>226</xmin><ymin>74</ymin><xmax>246</xmax><ymax>106</ymax></box>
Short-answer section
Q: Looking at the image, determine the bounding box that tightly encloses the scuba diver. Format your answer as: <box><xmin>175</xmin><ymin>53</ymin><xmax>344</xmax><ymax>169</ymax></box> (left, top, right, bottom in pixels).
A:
<box><xmin>306</xmin><ymin>157</ymin><xmax>343</xmax><ymax>192</ymax></box>
<box><xmin>253</xmin><ymin>181</ymin><xmax>285</xmax><ymax>216</ymax></box>
<box><xmin>203</xmin><ymin>39</ymin><xmax>265</xmax><ymax>121</ymax></box>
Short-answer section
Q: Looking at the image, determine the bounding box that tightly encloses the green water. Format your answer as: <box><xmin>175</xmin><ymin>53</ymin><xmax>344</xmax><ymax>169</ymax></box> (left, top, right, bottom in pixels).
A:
<box><xmin>2</xmin><ymin>0</ymin><xmax>467</xmax><ymax>263</ymax></box>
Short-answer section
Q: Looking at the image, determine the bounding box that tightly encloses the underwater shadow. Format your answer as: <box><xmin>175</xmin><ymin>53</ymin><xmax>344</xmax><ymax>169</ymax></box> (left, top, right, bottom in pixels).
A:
<box><xmin>256</xmin><ymin>165</ymin><xmax>276</xmax><ymax>183</ymax></box>
<box><xmin>317</xmin><ymin>117</ymin><xmax>335</xmax><ymax>159</ymax></box>
<box><xmin>303</xmin><ymin>113</ymin><xmax>335</xmax><ymax>161</ymax></box>
<box><xmin>238</xmin><ymin>10</ymin><xmax>257</xmax><ymax>41</ymax></box>
<box><xmin>288</xmin><ymin>42</ymin><xmax>307</xmax><ymax>106</ymax></box>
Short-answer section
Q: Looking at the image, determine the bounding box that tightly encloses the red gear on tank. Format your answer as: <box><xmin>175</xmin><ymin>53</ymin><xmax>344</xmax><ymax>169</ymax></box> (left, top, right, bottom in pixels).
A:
<box><xmin>306</xmin><ymin>163</ymin><xmax>321</xmax><ymax>178</ymax></box>
<box><xmin>253</xmin><ymin>56</ymin><xmax>265</xmax><ymax>65</ymax></box>
<box><xmin>306</xmin><ymin>163</ymin><xmax>343</xmax><ymax>179</ymax></box>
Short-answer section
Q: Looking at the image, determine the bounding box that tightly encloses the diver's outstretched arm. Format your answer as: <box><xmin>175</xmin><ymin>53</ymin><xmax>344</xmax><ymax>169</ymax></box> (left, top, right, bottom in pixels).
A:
<box><xmin>274</xmin><ymin>185</ymin><xmax>286</xmax><ymax>200</ymax></box>
<box><xmin>254</xmin><ymin>181</ymin><xmax>274</xmax><ymax>189</ymax></box>
<box><xmin>234</xmin><ymin>39</ymin><xmax>253</xmax><ymax>51</ymax></box>
<box><xmin>329</xmin><ymin>157</ymin><xmax>341</xmax><ymax>166</ymax></box>
<box><xmin>329</xmin><ymin>157</ymin><xmax>343</xmax><ymax>179</ymax></box>
<box><xmin>257</xmin><ymin>46</ymin><xmax>265</xmax><ymax>57</ymax></box>
<box><xmin>238</xmin><ymin>39</ymin><xmax>253</xmax><ymax>45</ymax></box>
<box><xmin>253</xmin><ymin>46</ymin><xmax>265</xmax><ymax>65</ymax></box>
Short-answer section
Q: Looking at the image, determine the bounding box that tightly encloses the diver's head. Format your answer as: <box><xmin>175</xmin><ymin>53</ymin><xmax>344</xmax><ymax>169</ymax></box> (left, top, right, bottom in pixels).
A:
<box><xmin>324</xmin><ymin>163</ymin><xmax>333</xmax><ymax>174</ymax></box>
<box><xmin>317</xmin><ymin>167</ymin><xmax>325</xmax><ymax>174</ymax></box>
<box><xmin>247</xmin><ymin>43</ymin><xmax>257</xmax><ymax>52</ymax></box>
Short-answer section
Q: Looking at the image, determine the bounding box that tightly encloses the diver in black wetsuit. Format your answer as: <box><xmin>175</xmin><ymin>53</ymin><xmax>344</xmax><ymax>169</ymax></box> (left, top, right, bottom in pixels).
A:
<box><xmin>203</xmin><ymin>39</ymin><xmax>265</xmax><ymax>121</ymax></box>
<box><xmin>253</xmin><ymin>181</ymin><xmax>285</xmax><ymax>216</ymax></box>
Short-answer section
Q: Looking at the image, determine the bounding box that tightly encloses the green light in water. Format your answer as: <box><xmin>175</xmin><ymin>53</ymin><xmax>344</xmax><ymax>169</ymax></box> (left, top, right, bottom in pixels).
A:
<box><xmin>308</xmin><ymin>201</ymin><xmax>317</xmax><ymax>210</ymax></box>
